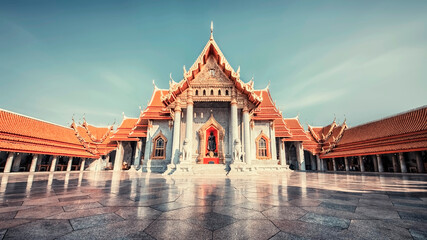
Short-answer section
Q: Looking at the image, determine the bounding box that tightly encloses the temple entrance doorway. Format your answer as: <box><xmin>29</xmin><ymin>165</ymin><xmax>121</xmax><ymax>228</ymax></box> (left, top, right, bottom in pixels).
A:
<box><xmin>197</xmin><ymin>114</ymin><xmax>225</xmax><ymax>164</ymax></box>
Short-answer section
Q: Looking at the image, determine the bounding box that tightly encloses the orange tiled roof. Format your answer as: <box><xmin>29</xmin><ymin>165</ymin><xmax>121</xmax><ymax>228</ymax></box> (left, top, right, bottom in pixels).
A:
<box><xmin>110</xmin><ymin>117</ymin><xmax>139</xmax><ymax>141</ymax></box>
<box><xmin>253</xmin><ymin>89</ymin><xmax>291</xmax><ymax>138</ymax></box>
<box><xmin>283</xmin><ymin>117</ymin><xmax>310</xmax><ymax>142</ymax></box>
<box><xmin>322</xmin><ymin>106</ymin><xmax>427</xmax><ymax>158</ymax></box>
<box><xmin>0</xmin><ymin>109</ymin><xmax>95</xmax><ymax>158</ymax></box>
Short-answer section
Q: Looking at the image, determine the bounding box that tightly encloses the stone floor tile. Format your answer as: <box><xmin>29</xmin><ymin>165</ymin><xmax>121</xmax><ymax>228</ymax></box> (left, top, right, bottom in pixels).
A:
<box><xmin>46</xmin><ymin>206</ymin><xmax>120</xmax><ymax>220</ymax></box>
<box><xmin>398</xmin><ymin>211</ymin><xmax>427</xmax><ymax>223</ymax></box>
<box><xmin>410</xmin><ymin>229</ymin><xmax>427</xmax><ymax>240</ymax></box>
<box><xmin>116</xmin><ymin>206</ymin><xmax>162</xmax><ymax>219</ymax></box>
<box><xmin>262</xmin><ymin>206</ymin><xmax>307</xmax><ymax>220</ymax></box>
<box><xmin>214</xmin><ymin>206</ymin><xmax>266</xmax><ymax>219</ymax></box>
<box><xmin>300</xmin><ymin>212</ymin><xmax>350</xmax><ymax>229</ymax></box>
<box><xmin>0</xmin><ymin>205</ymin><xmax>34</xmax><ymax>214</ymax></box>
<box><xmin>0</xmin><ymin>211</ymin><xmax>17</xmax><ymax>220</ymax></box>
<box><xmin>188</xmin><ymin>212</ymin><xmax>237</xmax><ymax>230</ymax></box>
<box><xmin>287</xmin><ymin>199</ymin><xmax>321</xmax><ymax>207</ymax></box>
<box><xmin>272</xmin><ymin>219</ymin><xmax>348</xmax><ymax>239</ymax></box>
<box><xmin>319</xmin><ymin>202</ymin><xmax>356</xmax><ymax>212</ymax></box>
<box><xmin>355</xmin><ymin>206</ymin><xmax>400</xmax><ymax>219</ymax></box>
<box><xmin>0</xmin><ymin>218</ymin><xmax>32</xmax><ymax>230</ymax></box>
<box><xmin>69</xmin><ymin>212</ymin><xmax>123</xmax><ymax>230</ymax></box>
<box><xmin>58</xmin><ymin>195</ymin><xmax>91</xmax><ymax>202</ymax></box>
<box><xmin>145</xmin><ymin>219</ymin><xmax>212</xmax><ymax>240</ymax></box>
<box><xmin>0</xmin><ymin>229</ymin><xmax>6</xmax><ymax>239</ymax></box>
<box><xmin>151</xmin><ymin>201</ymin><xmax>191</xmax><ymax>212</ymax></box>
<box><xmin>15</xmin><ymin>206</ymin><xmax>64</xmax><ymax>219</ymax></box>
<box><xmin>358</xmin><ymin>198</ymin><xmax>393</xmax><ymax>207</ymax></box>
<box><xmin>269</xmin><ymin>231</ymin><xmax>309</xmax><ymax>240</ymax></box>
<box><xmin>347</xmin><ymin>220</ymin><xmax>412</xmax><ymax>240</ymax></box>
<box><xmin>213</xmin><ymin>219</ymin><xmax>279</xmax><ymax>240</ymax></box>
<box><xmin>62</xmin><ymin>202</ymin><xmax>103</xmax><ymax>212</ymax></box>
<box><xmin>158</xmin><ymin>206</ymin><xmax>213</xmax><ymax>220</ymax></box>
<box><xmin>4</xmin><ymin>219</ymin><xmax>73</xmax><ymax>240</ymax></box>
<box><xmin>58</xmin><ymin>220</ymin><xmax>154</xmax><ymax>240</ymax></box>
<box><xmin>234</xmin><ymin>201</ymin><xmax>274</xmax><ymax>212</ymax></box>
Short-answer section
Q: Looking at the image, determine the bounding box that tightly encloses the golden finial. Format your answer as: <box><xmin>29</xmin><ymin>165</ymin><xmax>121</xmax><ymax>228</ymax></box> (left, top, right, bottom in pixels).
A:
<box><xmin>210</xmin><ymin>21</ymin><xmax>214</xmax><ymax>40</ymax></box>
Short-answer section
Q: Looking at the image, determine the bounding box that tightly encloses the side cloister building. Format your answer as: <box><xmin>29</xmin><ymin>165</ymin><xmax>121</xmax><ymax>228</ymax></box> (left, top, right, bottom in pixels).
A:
<box><xmin>1</xmin><ymin>27</ymin><xmax>427</xmax><ymax>175</ymax></box>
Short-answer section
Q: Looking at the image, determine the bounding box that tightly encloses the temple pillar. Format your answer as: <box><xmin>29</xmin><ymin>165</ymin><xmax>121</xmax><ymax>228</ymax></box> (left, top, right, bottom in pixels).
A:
<box><xmin>332</xmin><ymin>158</ymin><xmax>337</xmax><ymax>171</ymax></box>
<box><xmin>29</xmin><ymin>154</ymin><xmax>39</xmax><ymax>173</ymax></box>
<box><xmin>373</xmin><ymin>155</ymin><xmax>378</xmax><ymax>172</ymax></box>
<box><xmin>50</xmin><ymin>156</ymin><xmax>58</xmax><ymax>172</ymax></box>
<box><xmin>310</xmin><ymin>154</ymin><xmax>317</xmax><ymax>170</ymax></box>
<box><xmin>185</xmin><ymin>89</ymin><xmax>193</xmax><ymax>162</ymax></box>
<box><xmin>230</xmin><ymin>98</ymin><xmax>238</xmax><ymax>152</ymax></box>
<box><xmin>392</xmin><ymin>154</ymin><xmax>398</xmax><ymax>172</ymax></box>
<box><xmin>12</xmin><ymin>154</ymin><xmax>22</xmax><ymax>172</ymax></box>
<box><xmin>376</xmin><ymin>154</ymin><xmax>384</xmax><ymax>172</ymax></box>
<box><xmin>134</xmin><ymin>139</ymin><xmax>143</xmax><ymax>168</ymax></box>
<box><xmin>80</xmin><ymin>158</ymin><xmax>86</xmax><ymax>171</ymax></box>
<box><xmin>358</xmin><ymin>156</ymin><xmax>365</xmax><ymax>172</ymax></box>
<box><xmin>398</xmin><ymin>152</ymin><xmax>407</xmax><ymax>173</ymax></box>
<box><xmin>66</xmin><ymin>157</ymin><xmax>73</xmax><ymax>171</ymax></box>
<box><xmin>296</xmin><ymin>142</ymin><xmax>305</xmax><ymax>170</ymax></box>
<box><xmin>316</xmin><ymin>155</ymin><xmax>321</xmax><ymax>171</ymax></box>
<box><xmin>4</xmin><ymin>152</ymin><xmax>14</xmax><ymax>173</ymax></box>
<box><xmin>242</xmin><ymin>106</ymin><xmax>251</xmax><ymax>165</ymax></box>
<box><xmin>171</xmin><ymin>104</ymin><xmax>182</xmax><ymax>165</ymax></box>
<box><xmin>415</xmin><ymin>152</ymin><xmax>424</xmax><ymax>173</ymax></box>
<box><xmin>278</xmin><ymin>139</ymin><xmax>286</xmax><ymax>166</ymax></box>
<box><xmin>344</xmin><ymin>156</ymin><xmax>350</xmax><ymax>171</ymax></box>
<box><xmin>114</xmin><ymin>142</ymin><xmax>124</xmax><ymax>171</ymax></box>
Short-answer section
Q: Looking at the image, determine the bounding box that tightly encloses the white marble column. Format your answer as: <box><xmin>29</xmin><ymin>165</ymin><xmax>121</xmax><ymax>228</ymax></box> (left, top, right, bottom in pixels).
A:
<box><xmin>80</xmin><ymin>158</ymin><xmax>86</xmax><ymax>171</ymax></box>
<box><xmin>376</xmin><ymin>154</ymin><xmax>384</xmax><ymax>172</ymax></box>
<box><xmin>398</xmin><ymin>152</ymin><xmax>407</xmax><ymax>173</ymax></box>
<box><xmin>11</xmin><ymin>154</ymin><xmax>22</xmax><ymax>172</ymax></box>
<box><xmin>392</xmin><ymin>154</ymin><xmax>399</xmax><ymax>172</ymax></box>
<box><xmin>114</xmin><ymin>142</ymin><xmax>124</xmax><ymax>171</ymax></box>
<box><xmin>332</xmin><ymin>158</ymin><xmax>337</xmax><ymax>171</ymax></box>
<box><xmin>373</xmin><ymin>155</ymin><xmax>378</xmax><ymax>172</ymax></box>
<box><xmin>358</xmin><ymin>156</ymin><xmax>365</xmax><ymax>172</ymax></box>
<box><xmin>29</xmin><ymin>154</ymin><xmax>39</xmax><ymax>172</ymax></box>
<box><xmin>296</xmin><ymin>142</ymin><xmax>305</xmax><ymax>170</ymax></box>
<box><xmin>50</xmin><ymin>156</ymin><xmax>58</xmax><ymax>172</ymax></box>
<box><xmin>310</xmin><ymin>154</ymin><xmax>317</xmax><ymax>170</ymax></box>
<box><xmin>242</xmin><ymin>106</ymin><xmax>251</xmax><ymax>165</ymax></box>
<box><xmin>171</xmin><ymin>103</ymin><xmax>182</xmax><ymax>165</ymax></box>
<box><xmin>185</xmin><ymin>89</ymin><xmax>193</xmax><ymax>162</ymax></box>
<box><xmin>134</xmin><ymin>139</ymin><xmax>143</xmax><ymax>168</ymax></box>
<box><xmin>230</xmin><ymin>98</ymin><xmax>238</xmax><ymax>150</ymax></box>
<box><xmin>66</xmin><ymin>157</ymin><xmax>73</xmax><ymax>171</ymax></box>
<box><xmin>278</xmin><ymin>139</ymin><xmax>286</xmax><ymax>166</ymax></box>
<box><xmin>4</xmin><ymin>152</ymin><xmax>14</xmax><ymax>173</ymax></box>
<box><xmin>344</xmin><ymin>157</ymin><xmax>350</xmax><ymax>171</ymax></box>
<box><xmin>316</xmin><ymin>155</ymin><xmax>321</xmax><ymax>171</ymax></box>
<box><xmin>415</xmin><ymin>152</ymin><xmax>424</xmax><ymax>173</ymax></box>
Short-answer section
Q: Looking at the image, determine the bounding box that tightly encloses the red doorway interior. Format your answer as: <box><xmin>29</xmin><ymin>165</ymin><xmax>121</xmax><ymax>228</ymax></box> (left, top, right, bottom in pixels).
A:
<box><xmin>203</xmin><ymin>126</ymin><xmax>219</xmax><ymax>164</ymax></box>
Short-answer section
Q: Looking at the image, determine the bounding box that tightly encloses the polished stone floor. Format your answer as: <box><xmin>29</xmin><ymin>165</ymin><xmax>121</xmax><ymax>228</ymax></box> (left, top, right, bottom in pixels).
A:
<box><xmin>0</xmin><ymin>171</ymin><xmax>427</xmax><ymax>240</ymax></box>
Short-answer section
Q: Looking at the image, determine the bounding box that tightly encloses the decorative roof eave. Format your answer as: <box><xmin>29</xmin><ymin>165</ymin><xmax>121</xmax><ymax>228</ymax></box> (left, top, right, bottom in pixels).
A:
<box><xmin>307</xmin><ymin>125</ymin><xmax>321</xmax><ymax>143</ymax></box>
<box><xmin>161</xmin><ymin>35</ymin><xmax>262</xmax><ymax>107</ymax></box>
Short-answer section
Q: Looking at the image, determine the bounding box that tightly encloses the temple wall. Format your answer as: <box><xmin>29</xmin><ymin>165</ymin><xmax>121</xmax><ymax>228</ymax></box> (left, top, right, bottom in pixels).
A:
<box><xmin>181</xmin><ymin>107</ymin><xmax>240</xmax><ymax>162</ymax></box>
<box><xmin>143</xmin><ymin>120</ymin><xmax>172</xmax><ymax>172</ymax></box>
<box><xmin>250</xmin><ymin>120</ymin><xmax>277</xmax><ymax>165</ymax></box>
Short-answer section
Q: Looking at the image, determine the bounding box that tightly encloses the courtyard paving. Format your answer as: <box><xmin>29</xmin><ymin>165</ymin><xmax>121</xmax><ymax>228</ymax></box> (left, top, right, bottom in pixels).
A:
<box><xmin>0</xmin><ymin>171</ymin><xmax>427</xmax><ymax>239</ymax></box>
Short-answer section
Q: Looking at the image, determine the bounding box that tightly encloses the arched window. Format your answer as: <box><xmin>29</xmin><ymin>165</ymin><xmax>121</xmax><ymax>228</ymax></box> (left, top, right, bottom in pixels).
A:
<box><xmin>152</xmin><ymin>131</ymin><xmax>167</xmax><ymax>159</ymax></box>
<box><xmin>258</xmin><ymin>138</ymin><xmax>267</xmax><ymax>157</ymax></box>
<box><xmin>195</xmin><ymin>90</ymin><xmax>198</xmax><ymax>96</ymax></box>
<box><xmin>218</xmin><ymin>89</ymin><xmax>221</xmax><ymax>95</ymax></box>
<box><xmin>225</xmin><ymin>90</ymin><xmax>229</xmax><ymax>96</ymax></box>
<box><xmin>203</xmin><ymin>90</ymin><xmax>206</xmax><ymax>96</ymax></box>
<box><xmin>256</xmin><ymin>132</ymin><xmax>271</xmax><ymax>159</ymax></box>
<box><xmin>210</xmin><ymin>89</ymin><xmax>214</xmax><ymax>95</ymax></box>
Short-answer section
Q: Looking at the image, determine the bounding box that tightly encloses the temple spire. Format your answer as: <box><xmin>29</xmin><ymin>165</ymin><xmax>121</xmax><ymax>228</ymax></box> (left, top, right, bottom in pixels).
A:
<box><xmin>210</xmin><ymin>21</ymin><xmax>214</xmax><ymax>40</ymax></box>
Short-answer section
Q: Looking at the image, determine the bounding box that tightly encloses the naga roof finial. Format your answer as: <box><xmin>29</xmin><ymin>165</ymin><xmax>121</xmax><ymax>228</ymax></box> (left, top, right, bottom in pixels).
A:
<box><xmin>210</xmin><ymin>21</ymin><xmax>214</xmax><ymax>40</ymax></box>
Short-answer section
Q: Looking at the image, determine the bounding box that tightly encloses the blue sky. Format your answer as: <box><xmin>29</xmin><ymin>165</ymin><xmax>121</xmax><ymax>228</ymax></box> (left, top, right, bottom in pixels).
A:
<box><xmin>1</xmin><ymin>0</ymin><xmax>426</xmax><ymax>129</ymax></box>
